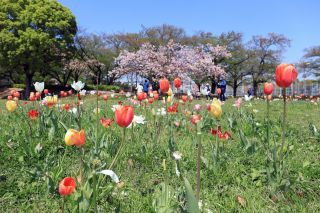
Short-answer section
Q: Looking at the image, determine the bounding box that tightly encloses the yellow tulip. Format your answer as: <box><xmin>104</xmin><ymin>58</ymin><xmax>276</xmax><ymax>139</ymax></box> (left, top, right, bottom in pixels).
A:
<box><xmin>167</xmin><ymin>88</ymin><xmax>173</xmax><ymax>96</ymax></box>
<box><xmin>167</xmin><ymin>95</ymin><xmax>172</xmax><ymax>103</ymax></box>
<box><xmin>45</xmin><ymin>95</ymin><xmax>58</xmax><ymax>108</ymax></box>
<box><xmin>6</xmin><ymin>100</ymin><xmax>17</xmax><ymax>112</ymax></box>
<box><xmin>210</xmin><ymin>99</ymin><xmax>222</xmax><ymax>118</ymax></box>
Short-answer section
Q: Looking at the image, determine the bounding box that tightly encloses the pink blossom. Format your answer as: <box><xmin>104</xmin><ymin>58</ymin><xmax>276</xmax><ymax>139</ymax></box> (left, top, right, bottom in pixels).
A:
<box><xmin>194</xmin><ymin>104</ymin><xmax>201</xmax><ymax>111</ymax></box>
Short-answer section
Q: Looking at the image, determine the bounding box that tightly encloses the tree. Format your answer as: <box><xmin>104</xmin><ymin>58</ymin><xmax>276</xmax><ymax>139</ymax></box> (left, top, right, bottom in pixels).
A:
<box><xmin>248</xmin><ymin>33</ymin><xmax>290</xmax><ymax>95</ymax></box>
<box><xmin>299</xmin><ymin>46</ymin><xmax>320</xmax><ymax>78</ymax></box>
<box><xmin>218</xmin><ymin>32</ymin><xmax>252</xmax><ymax>97</ymax></box>
<box><xmin>0</xmin><ymin>0</ymin><xmax>77</xmax><ymax>98</ymax></box>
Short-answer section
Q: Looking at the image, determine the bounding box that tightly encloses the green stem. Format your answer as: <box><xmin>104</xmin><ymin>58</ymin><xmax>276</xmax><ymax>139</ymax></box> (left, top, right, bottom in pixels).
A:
<box><xmin>92</xmin><ymin>171</ymin><xmax>98</xmax><ymax>213</ymax></box>
<box><xmin>109</xmin><ymin>128</ymin><xmax>126</xmax><ymax>170</ymax></box>
<box><xmin>196</xmin><ymin>133</ymin><xmax>202</xmax><ymax>201</ymax></box>
<box><xmin>266</xmin><ymin>99</ymin><xmax>270</xmax><ymax>148</ymax></box>
<box><xmin>280</xmin><ymin>88</ymin><xmax>287</xmax><ymax>156</ymax></box>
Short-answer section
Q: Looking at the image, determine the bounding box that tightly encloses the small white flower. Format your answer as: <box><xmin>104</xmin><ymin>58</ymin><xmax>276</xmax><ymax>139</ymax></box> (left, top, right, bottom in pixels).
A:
<box><xmin>71</xmin><ymin>81</ymin><xmax>85</xmax><ymax>91</ymax></box>
<box><xmin>187</xmin><ymin>90</ymin><xmax>192</xmax><ymax>97</ymax></box>
<box><xmin>70</xmin><ymin>107</ymin><xmax>77</xmax><ymax>114</ymax></box>
<box><xmin>173</xmin><ymin>151</ymin><xmax>182</xmax><ymax>160</ymax></box>
<box><xmin>35</xmin><ymin>143</ymin><xmax>42</xmax><ymax>152</ymax></box>
<box><xmin>149</xmin><ymin>92</ymin><xmax>154</xmax><ymax>97</ymax></box>
<box><xmin>98</xmin><ymin>170</ymin><xmax>119</xmax><ymax>183</ymax></box>
<box><xmin>244</xmin><ymin>95</ymin><xmax>253</xmax><ymax>101</ymax></box>
<box><xmin>111</xmin><ymin>105</ymin><xmax>121</xmax><ymax>112</ymax></box>
<box><xmin>79</xmin><ymin>89</ymin><xmax>86</xmax><ymax>96</ymax></box>
<box><xmin>34</xmin><ymin>82</ymin><xmax>44</xmax><ymax>93</ymax></box>
<box><xmin>111</xmin><ymin>93</ymin><xmax>115</xmax><ymax>98</ymax></box>
<box><xmin>156</xmin><ymin>108</ymin><xmax>166</xmax><ymax>116</ymax></box>
<box><xmin>126</xmin><ymin>92</ymin><xmax>131</xmax><ymax>98</ymax></box>
<box><xmin>127</xmin><ymin>115</ymin><xmax>145</xmax><ymax>128</ymax></box>
<box><xmin>90</xmin><ymin>90</ymin><xmax>96</xmax><ymax>95</ymax></box>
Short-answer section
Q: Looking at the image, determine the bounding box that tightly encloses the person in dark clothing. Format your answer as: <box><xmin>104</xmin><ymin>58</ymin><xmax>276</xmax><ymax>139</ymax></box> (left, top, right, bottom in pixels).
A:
<box><xmin>205</xmin><ymin>83</ymin><xmax>211</xmax><ymax>100</ymax></box>
<box><xmin>247</xmin><ymin>87</ymin><xmax>253</xmax><ymax>97</ymax></box>
<box><xmin>143</xmin><ymin>80</ymin><xmax>149</xmax><ymax>93</ymax></box>
<box><xmin>217</xmin><ymin>78</ymin><xmax>227</xmax><ymax>101</ymax></box>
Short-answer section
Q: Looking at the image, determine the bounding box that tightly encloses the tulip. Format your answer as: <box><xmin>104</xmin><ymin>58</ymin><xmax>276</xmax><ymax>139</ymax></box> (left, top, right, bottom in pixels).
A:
<box><xmin>217</xmin><ymin>88</ymin><xmax>221</xmax><ymax>95</ymax></box>
<box><xmin>148</xmin><ymin>98</ymin><xmax>154</xmax><ymax>104</ymax></box>
<box><xmin>68</xmin><ymin>90</ymin><xmax>73</xmax><ymax>95</ymax></box>
<box><xmin>58</xmin><ymin>177</ymin><xmax>76</xmax><ymax>196</ymax></box>
<box><xmin>210</xmin><ymin>126</ymin><xmax>231</xmax><ymax>140</ymax></box>
<box><xmin>210</xmin><ymin>99</ymin><xmax>222</xmax><ymax>118</ymax></box>
<box><xmin>194</xmin><ymin>104</ymin><xmax>201</xmax><ymax>111</ymax></box>
<box><xmin>45</xmin><ymin>95</ymin><xmax>58</xmax><ymax>108</ymax></box>
<box><xmin>100</xmin><ymin>118</ymin><xmax>114</xmax><ymax>128</ymax></box>
<box><xmin>28</xmin><ymin>109</ymin><xmax>39</xmax><ymax>120</ymax></box>
<box><xmin>190</xmin><ymin>114</ymin><xmax>202</xmax><ymax>125</ymax></box>
<box><xmin>103</xmin><ymin>94</ymin><xmax>109</xmax><ymax>101</ymax></box>
<box><xmin>13</xmin><ymin>91</ymin><xmax>20</xmax><ymax>98</ymax></box>
<box><xmin>35</xmin><ymin>92</ymin><xmax>41</xmax><ymax>99</ymax></box>
<box><xmin>65</xmin><ymin>129</ymin><xmax>86</xmax><ymax>147</ymax></box>
<box><xmin>10</xmin><ymin>90</ymin><xmax>16</xmax><ymax>96</ymax></box>
<box><xmin>173</xmin><ymin>78</ymin><xmax>182</xmax><ymax>88</ymax></box>
<box><xmin>71</xmin><ymin>81</ymin><xmax>85</xmax><ymax>91</ymax></box>
<box><xmin>115</xmin><ymin>106</ymin><xmax>134</xmax><ymax>128</ymax></box>
<box><xmin>181</xmin><ymin>95</ymin><xmax>188</xmax><ymax>103</ymax></box>
<box><xmin>154</xmin><ymin>93</ymin><xmax>159</xmax><ymax>100</ymax></box>
<box><xmin>167</xmin><ymin>103</ymin><xmax>178</xmax><ymax>114</ymax></box>
<box><xmin>44</xmin><ymin>89</ymin><xmax>49</xmax><ymax>95</ymax></box>
<box><xmin>34</xmin><ymin>82</ymin><xmax>44</xmax><ymax>93</ymax></box>
<box><xmin>167</xmin><ymin>88</ymin><xmax>173</xmax><ymax>96</ymax></box>
<box><xmin>7</xmin><ymin>95</ymin><xmax>13</xmax><ymax>100</ymax></box>
<box><xmin>6</xmin><ymin>100</ymin><xmax>17</xmax><ymax>112</ymax></box>
<box><xmin>62</xmin><ymin>104</ymin><xmax>71</xmax><ymax>111</ymax></box>
<box><xmin>159</xmin><ymin>78</ymin><xmax>169</xmax><ymax>93</ymax></box>
<box><xmin>275</xmin><ymin>64</ymin><xmax>298</xmax><ymax>88</ymax></box>
<box><xmin>137</xmin><ymin>92</ymin><xmax>147</xmax><ymax>101</ymax></box>
<box><xmin>264</xmin><ymin>82</ymin><xmax>274</xmax><ymax>95</ymax></box>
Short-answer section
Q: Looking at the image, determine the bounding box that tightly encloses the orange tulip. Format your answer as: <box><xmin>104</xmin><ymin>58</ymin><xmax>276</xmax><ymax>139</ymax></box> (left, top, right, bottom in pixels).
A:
<box><xmin>100</xmin><ymin>118</ymin><xmax>114</xmax><ymax>128</ymax></box>
<box><xmin>159</xmin><ymin>78</ymin><xmax>170</xmax><ymax>93</ymax></box>
<box><xmin>154</xmin><ymin>93</ymin><xmax>159</xmax><ymax>100</ymax></box>
<box><xmin>173</xmin><ymin>78</ymin><xmax>182</xmax><ymax>88</ymax></box>
<box><xmin>103</xmin><ymin>95</ymin><xmax>109</xmax><ymax>101</ymax></box>
<box><xmin>275</xmin><ymin>64</ymin><xmax>298</xmax><ymax>88</ymax></box>
<box><xmin>58</xmin><ymin>177</ymin><xmax>76</xmax><ymax>196</ymax></box>
<box><xmin>181</xmin><ymin>95</ymin><xmax>188</xmax><ymax>103</ymax></box>
<box><xmin>115</xmin><ymin>106</ymin><xmax>134</xmax><ymax>128</ymax></box>
<box><xmin>148</xmin><ymin>98</ymin><xmax>154</xmax><ymax>104</ymax></box>
<box><xmin>263</xmin><ymin>82</ymin><xmax>274</xmax><ymax>95</ymax></box>
<box><xmin>217</xmin><ymin>88</ymin><xmax>221</xmax><ymax>95</ymax></box>
<box><xmin>65</xmin><ymin>129</ymin><xmax>86</xmax><ymax>147</ymax></box>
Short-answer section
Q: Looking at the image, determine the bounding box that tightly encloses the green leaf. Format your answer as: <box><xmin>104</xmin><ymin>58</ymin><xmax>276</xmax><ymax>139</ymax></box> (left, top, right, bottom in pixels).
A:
<box><xmin>183</xmin><ymin>177</ymin><xmax>200</xmax><ymax>213</ymax></box>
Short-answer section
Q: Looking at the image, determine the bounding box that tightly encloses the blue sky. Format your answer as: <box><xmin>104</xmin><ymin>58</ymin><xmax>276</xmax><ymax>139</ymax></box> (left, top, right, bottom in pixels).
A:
<box><xmin>59</xmin><ymin>0</ymin><xmax>320</xmax><ymax>63</ymax></box>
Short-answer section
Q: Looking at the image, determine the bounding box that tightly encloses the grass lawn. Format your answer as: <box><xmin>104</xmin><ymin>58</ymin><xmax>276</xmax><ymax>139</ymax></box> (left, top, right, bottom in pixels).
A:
<box><xmin>0</xmin><ymin>96</ymin><xmax>319</xmax><ymax>212</ymax></box>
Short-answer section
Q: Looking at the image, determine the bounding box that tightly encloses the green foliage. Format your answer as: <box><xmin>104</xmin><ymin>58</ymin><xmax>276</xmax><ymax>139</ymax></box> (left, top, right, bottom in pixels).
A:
<box><xmin>12</xmin><ymin>83</ymin><xmax>26</xmax><ymax>89</ymax></box>
<box><xmin>85</xmin><ymin>84</ymin><xmax>121</xmax><ymax>91</ymax></box>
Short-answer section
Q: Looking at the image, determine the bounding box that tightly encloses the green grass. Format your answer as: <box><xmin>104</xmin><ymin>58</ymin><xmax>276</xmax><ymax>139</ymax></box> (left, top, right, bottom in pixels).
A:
<box><xmin>0</xmin><ymin>97</ymin><xmax>319</xmax><ymax>212</ymax></box>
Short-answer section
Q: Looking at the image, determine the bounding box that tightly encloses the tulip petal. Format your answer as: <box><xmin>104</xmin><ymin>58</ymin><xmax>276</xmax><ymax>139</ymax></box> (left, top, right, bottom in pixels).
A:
<box><xmin>98</xmin><ymin>170</ymin><xmax>120</xmax><ymax>183</ymax></box>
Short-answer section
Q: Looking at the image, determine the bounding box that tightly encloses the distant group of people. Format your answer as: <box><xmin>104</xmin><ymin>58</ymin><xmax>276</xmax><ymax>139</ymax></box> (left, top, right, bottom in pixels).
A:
<box><xmin>202</xmin><ymin>78</ymin><xmax>227</xmax><ymax>101</ymax></box>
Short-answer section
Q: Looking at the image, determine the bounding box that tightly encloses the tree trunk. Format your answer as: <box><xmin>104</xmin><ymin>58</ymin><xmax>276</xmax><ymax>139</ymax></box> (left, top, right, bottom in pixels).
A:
<box><xmin>253</xmin><ymin>80</ymin><xmax>258</xmax><ymax>96</ymax></box>
<box><xmin>24</xmin><ymin>72</ymin><xmax>33</xmax><ymax>100</ymax></box>
<box><xmin>233</xmin><ymin>80</ymin><xmax>238</xmax><ymax>97</ymax></box>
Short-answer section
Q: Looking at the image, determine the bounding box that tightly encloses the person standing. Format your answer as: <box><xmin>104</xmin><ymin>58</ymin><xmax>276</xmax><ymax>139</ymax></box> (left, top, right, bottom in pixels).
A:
<box><xmin>217</xmin><ymin>78</ymin><xmax>227</xmax><ymax>101</ymax></box>
<box><xmin>143</xmin><ymin>80</ymin><xmax>149</xmax><ymax>93</ymax></box>
<box><xmin>205</xmin><ymin>83</ymin><xmax>211</xmax><ymax>100</ymax></box>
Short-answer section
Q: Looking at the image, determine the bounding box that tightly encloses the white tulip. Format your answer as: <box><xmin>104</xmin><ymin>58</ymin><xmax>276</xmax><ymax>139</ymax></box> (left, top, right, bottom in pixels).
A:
<box><xmin>127</xmin><ymin>115</ymin><xmax>145</xmax><ymax>128</ymax></box>
<box><xmin>79</xmin><ymin>89</ymin><xmax>86</xmax><ymax>96</ymax></box>
<box><xmin>34</xmin><ymin>82</ymin><xmax>44</xmax><ymax>93</ymax></box>
<box><xmin>71</xmin><ymin>81</ymin><xmax>85</xmax><ymax>91</ymax></box>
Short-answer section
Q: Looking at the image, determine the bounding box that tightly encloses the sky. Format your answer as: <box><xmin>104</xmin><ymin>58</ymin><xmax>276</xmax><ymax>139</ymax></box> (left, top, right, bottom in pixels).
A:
<box><xmin>59</xmin><ymin>0</ymin><xmax>320</xmax><ymax>63</ymax></box>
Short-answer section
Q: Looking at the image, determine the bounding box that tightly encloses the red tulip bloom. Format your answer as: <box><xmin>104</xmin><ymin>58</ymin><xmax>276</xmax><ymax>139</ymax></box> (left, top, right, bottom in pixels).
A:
<box><xmin>181</xmin><ymin>95</ymin><xmax>188</xmax><ymax>103</ymax></box>
<box><xmin>13</xmin><ymin>91</ymin><xmax>20</xmax><ymax>98</ymax></box>
<box><xmin>275</xmin><ymin>64</ymin><xmax>298</xmax><ymax>88</ymax></box>
<box><xmin>28</xmin><ymin>109</ymin><xmax>39</xmax><ymax>120</ymax></box>
<box><xmin>115</xmin><ymin>105</ymin><xmax>134</xmax><ymax>127</ymax></box>
<box><xmin>148</xmin><ymin>98</ymin><xmax>154</xmax><ymax>104</ymax></box>
<box><xmin>167</xmin><ymin>103</ymin><xmax>178</xmax><ymax>114</ymax></box>
<box><xmin>264</xmin><ymin>82</ymin><xmax>274</xmax><ymax>95</ymax></box>
<box><xmin>100</xmin><ymin>118</ymin><xmax>114</xmax><ymax>128</ymax></box>
<box><xmin>60</xmin><ymin>91</ymin><xmax>64</xmax><ymax>97</ymax></box>
<box><xmin>154</xmin><ymin>93</ymin><xmax>159</xmax><ymax>100</ymax></box>
<box><xmin>103</xmin><ymin>95</ymin><xmax>109</xmax><ymax>101</ymax></box>
<box><xmin>173</xmin><ymin>78</ymin><xmax>182</xmax><ymax>88</ymax></box>
<box><xmin>63</xmin><ymin>104</ymin><xmax>71</xmax><ymax>111</ymax></box>
<box><xmin>35</xmin><ymin>92</ymin><xmax>41</xmax><ymax>99</ymax></box>
<box><xmin>68</xmin><ymin>90</ymin><xmax>73</xmax><ymax>95</ymax></box>
<box><xmin>10</xmin><ymin>90</ymin><xmax>16</xmax><ymax>96</ymax></box>
<box><xmin>210</xmin><ymin>126</ymin><xmax>231</xmax><ymax>140</ymax></box>
<box><xmin>137</xmin><ymin>92</ymin><xmax>147</xmax><ymax>101</ymax></box>
<box><xmin>190</xmin><ymin>114</ymin><xmax>202</xmax><ymax>125</ymax></box>
<box><xmin>7</xmin><ymin>95</ymin><xmax>13</xmax><ymax>100</ymax></box>
<box><xmin>58</xmin><ymin>177</ymin><xmax>76</xmax><ymax>196</ymax></box>
<box><xmin>159</xmin><ymin>78</ymin><xmax>170</xmax><ymax>93</ymax></box>
<box><xmin>44</xmin><ymin>89</ymin><xmax>49</xmax><ymax>95</ymax></box>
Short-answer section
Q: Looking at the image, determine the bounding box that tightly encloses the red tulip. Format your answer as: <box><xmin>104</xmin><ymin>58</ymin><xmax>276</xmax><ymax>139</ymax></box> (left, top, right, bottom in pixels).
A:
<box><xmin>210</xmin><ymin>126</ymin><xmax>231</xmax><ymax>140</ymax></box>
<box><xmin>58</xmin><ymin>177</ymin><xmax>76</xmax><ymax>196</ymax></box>
<box><xmin>173</xmin><ymin>78</ymin><xmax>182</xmax><ymax>88</ymax></box>
<box><xmin>7</xmin><ymin>95</ymin><xmax>13</xmax><ymax>100</ymax></box>
<box><xmin>148</xmin><ymin>98</ymin><xmax>154</xmax><ymax>104</ymax></box>
<box><xmin>181</xmin><ymin>95</ymin><xmax>188</xmax><ymax>103</ymax></box>
<box><xmin>103</xmin><ymin>95</ymin><xmax>109</xmax><ymax>101</ymax></box>
<box><xmin>167</xmin><ymin>103</ymin><xmax>178</xmax><ymax>114</ymax></box>
<box><xmin>62</xmin><ymin>104</ymin><xmax>71</xmax><ymax>111</ymax></box>
<box><xmin>28</xmin><ymin>109</ymin><xmax>39</xmax><ymax>120</ymax></box>
<box><xmin>190</xmin><ymin>114</ymin><xmax>201</xmax><ymax>125</ymax></box>
<box><xmin>10</xmin><ymin>90</ymin><xmax>16</xmax><ymax>96</ymax></box>
<box><xmin>115</xmin><ymin>106</ymin><xmax>134</xmax><ymax>128</ymax></box>
<box><xmin>159</xmin><ymin>78</ymin><xmax>169</xmax><ymax>93</ymax></box>
<box><xmin>44</xmin><ymin>89</ymin><xmax>49</xmax><ymax>95</ymax></box>
<box><xmin>264</xmin><ymin>82</ymin><xmax>274</xmax><ymax>95</ymax></box>
<box><xmin>137</xmin><ymin>92</ymin><xmax>147</xmax><ymax>101</ymax></box>
<box><xmin>68</xmin><ymin>90</ymin><xmax>73</xmax><ymax>95</ymax></box>
<box><xmin>275</xmin><ymin>64</ymin><xmax>298</xmax><ymax>88</ymax></box>
<box><xmin>154</xmin><ymin>93</ymin><xmax>159</xmax><ymax>100</ymax></box>
<box><xmin>35</xmin><ymin>92</ymin><xmax>41</xmax><ymax>99</ymax></box>
<box><xmin>63</xmin><ymin>92</ymin><xmax>68</xmax><ymax>97</ymax></box>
